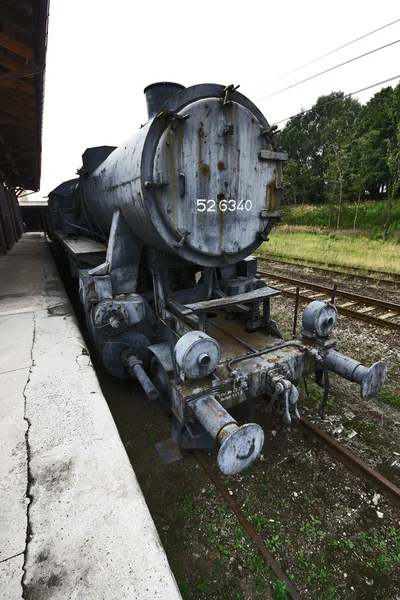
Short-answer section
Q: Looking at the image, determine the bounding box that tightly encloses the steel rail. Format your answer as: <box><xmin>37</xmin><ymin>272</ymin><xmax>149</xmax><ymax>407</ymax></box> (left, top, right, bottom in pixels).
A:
<box><xmin>194</xmin><ymin>450</ymin><xmax>302</xmax><ymax>600</ymax></box>
<box><xmin>256</xmin><ymin>256</ymin><xmax>400</xmax><ymax>286</ymax></box>
<box><xmin>299</xmin><ymin>417</ymin><xmax>400</xmax><ymax>509</ymax></box>
<box><xmin>257</xmin><ymin>270</ymin><xmax>400</xmax><ymax>311</ymax></box>
<box><xmin>257</xmin><ymin>270</ymin><xmax>400</xmax><ymax>331</ymax></box>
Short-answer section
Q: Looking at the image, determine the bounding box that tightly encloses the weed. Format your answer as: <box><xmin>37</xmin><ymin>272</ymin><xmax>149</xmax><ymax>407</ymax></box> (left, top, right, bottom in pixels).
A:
<box><xmin>300</xmin><ymin>515</ymin><xmax>324</xmax><ymax>541</ymax></box>
<box><xmin>298</xmin><ymin>551</ymin><xmax>310</xmax><ymax>568</ymax></box>
<box><xmin>207</xmin><ymin>536</ymin><xmax>216</xmax><ymax>547</ymax></box>
<box><xmin>217</xmin><ymin>544</ymin><xmax>230</xmax><ymax>558</ymax></box>
<box><xmin>183</xmin><ymin>494</ymin><xmax>192</xmax><ymax>516</ymax></box>
<box><xmin>253</xmin><ymin>514</ymin><xmax>268</xmax><ymax>530</ymax></box>
<box><xmin>357</xmin><ymin>419</ymin><xmax>377</xmax><ymax>432</ymax></box>
<box><xmin>358</xmin><ymin>528</ymin><xmax>400</xmax><ymax>574</ymax></box>
<box><xmin>306</xmin><ymin>568</ymin><xmax>328</xmax><ymax>585</ymax></box>
<box><xmin>266</xmin><ymin>535</ymin><xmax>281</xmax><ymax>553</ymax></box>
<box><xmin>197</xmin><ymin>580</ymin><xmax>207</xmax><ymax>592</ymax></box>
<box><xmin>376</xmin><ymin>388</ymin><xmax>400</xmax><ymax>409</ymax></box>
<box><xmin>304</xmin><ymin>495</ymin><xmax>315</xmax><ymax>507</ymax></box>
<box><xmin>273</xmin><ymin>580</ymin><xmax>289</xmax><ymax>600</ymax></box>
<box><xmin>251</xmin><ymin>555</ymin><xmax>265</xmax><ymax>572</ymax></box>
<box><xmin>148</xmin><ymin>432</ymin><xmax>156</xmax><ymax>443</ymax></box>
<box><xmin>330</xmin><ymin>538</ymin><xmax>355</xmax><ymax>552</ymax></box>
<box><xmin>280</xmin><ymin>498</ymin><xmax>289</xmax><ymax>509</ymax></box>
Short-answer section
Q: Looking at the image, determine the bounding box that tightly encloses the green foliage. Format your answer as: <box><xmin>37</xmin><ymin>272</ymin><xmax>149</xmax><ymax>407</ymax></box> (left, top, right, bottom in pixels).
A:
<box><xmin>258</xmin><ymin>230</ymin><xmax>400</xmax><ymax>274</ymax></box>
<box><xmin>278</xmin><ymin>83</ymin><xmax>400</xmax><ymax>237</ymax></box>
<box><xmin>300</xmin><ymin>515</ymin><xmax>324</xmax><ymax>541</ymax></box>
<box><xmin>183</xmin><ymin>494</ymin><xmax>192</xmax><ymax>516</ymax></box>
<box><xmin>376</xmin><ymin>388</ymin><xmax>400</xmax><ymax>409</ymax></box>
<box><xmin>282</xmin><ymin>200</ymin><xmax>400</xmax><ymax>237</ymax></box>
<box><xmin>273</xmin><ymin>580</ymin><xmax>290</xmax><ymax>600</ymax></box>
<box><xmin>358</xmin><ymin>527</ymin><xmax>400</xmax><ymax>574</ymax></box>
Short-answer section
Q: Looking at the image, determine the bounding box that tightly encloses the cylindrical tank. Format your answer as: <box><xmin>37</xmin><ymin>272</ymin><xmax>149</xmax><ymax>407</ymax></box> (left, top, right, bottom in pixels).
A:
<box><xmin>83</xmin><ymin>83</ymin><xmax>285</xmax><ymax>267</ymax></box>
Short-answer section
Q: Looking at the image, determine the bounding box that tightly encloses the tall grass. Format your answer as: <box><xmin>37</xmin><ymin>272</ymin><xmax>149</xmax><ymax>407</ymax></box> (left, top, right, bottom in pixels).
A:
<box><xmin>257</xmin><ymin>230</ymin><xmax>400</xmax><ymax>274</ymax></box>
<box><xmin>282</xmin><ymin>201</ymin><xmax>400</xmax><ymax>239</ymax></box>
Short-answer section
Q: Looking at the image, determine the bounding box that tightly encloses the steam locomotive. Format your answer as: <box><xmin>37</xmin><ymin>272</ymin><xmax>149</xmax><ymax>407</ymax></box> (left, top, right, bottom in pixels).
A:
<box><xmin>47</xmin><ymin>82</ymin><xmax>387</xmax><ymax>474</ymax></box>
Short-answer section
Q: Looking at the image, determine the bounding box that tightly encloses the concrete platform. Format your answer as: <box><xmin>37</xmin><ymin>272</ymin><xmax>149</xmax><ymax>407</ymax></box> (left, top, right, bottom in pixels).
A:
<box><xmin>0</xmin><ymin>233</ymin><xmax>181</xmax><ymax>599</ymax></box>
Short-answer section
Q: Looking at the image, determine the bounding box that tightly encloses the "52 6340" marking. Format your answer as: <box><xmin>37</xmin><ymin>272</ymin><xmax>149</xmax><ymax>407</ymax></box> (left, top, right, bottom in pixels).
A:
<box><xmin>196</xmin><ymin>199</ymin><xmax>252</xmax><ymax>212</ymax></box>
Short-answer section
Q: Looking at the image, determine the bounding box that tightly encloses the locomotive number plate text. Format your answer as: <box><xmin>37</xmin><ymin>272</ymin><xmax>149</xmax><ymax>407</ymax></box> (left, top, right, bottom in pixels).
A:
<box><xmin>196</xmin><ymin>199</ymin><xmax>253</xmax><ymax>212</ymax></box>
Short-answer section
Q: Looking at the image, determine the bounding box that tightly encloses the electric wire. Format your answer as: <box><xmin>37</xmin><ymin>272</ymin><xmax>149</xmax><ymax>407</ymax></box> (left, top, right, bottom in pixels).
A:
<box><xmin>273</xmin><ymin>73</ymin><xmax>400</xmax><ymax>126</ymax></box>
<box><xmin>253</xmin><ymin>17</ymin><xmax>400</xmax><ymax>93</ymax></box>
<box><xmin>257</xmin><ymin>39</ymin><xmax>400</xmax><ymax>102</ymax></box>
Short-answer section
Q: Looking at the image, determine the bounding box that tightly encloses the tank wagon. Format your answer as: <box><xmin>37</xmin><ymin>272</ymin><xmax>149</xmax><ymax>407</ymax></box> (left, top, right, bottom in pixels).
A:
<box><xmin>48</xmin><ymin>82</ymin><xmax>387</xmax><ymax>474</ymax></box>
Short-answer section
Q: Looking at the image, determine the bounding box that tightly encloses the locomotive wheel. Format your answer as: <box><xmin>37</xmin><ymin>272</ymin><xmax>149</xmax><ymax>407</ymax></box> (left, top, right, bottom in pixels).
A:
<box><xmin>150</xmin><ymin>357</ymin><xmax>172</xmax><ymax>416</ymax></box>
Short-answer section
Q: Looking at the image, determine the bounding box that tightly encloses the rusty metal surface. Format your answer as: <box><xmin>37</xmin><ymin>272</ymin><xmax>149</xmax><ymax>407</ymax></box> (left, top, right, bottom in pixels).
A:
<box><xmin>258</xmin><ymin>270</ymin><xmax>400</xmax><ymax>331</ymax></box>
<box><xmin>299</xmin><ymin>417</ymin><xmax>400</xmax><ymax>509</ymax></box>
<box><xmin>194</xmin><ymin>450</ymin><xmax>302</xmax><ymax>599</ymax></box>
<box><xmin>258</xmin><ymin>270</ymin><xmax>400</xmax><ymax>311</ymax></box>
<box><xmin>183</xmin><ymin>286</ymin><xmax>280</xmax><ymax>313</ymax></box>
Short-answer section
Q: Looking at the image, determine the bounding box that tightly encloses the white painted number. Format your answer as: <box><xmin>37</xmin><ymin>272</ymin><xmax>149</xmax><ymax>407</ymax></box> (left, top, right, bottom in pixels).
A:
<box><xmin>197</xmin><ymin>199</ymin><xmax>252</xmax><ymax>212</ymax></box>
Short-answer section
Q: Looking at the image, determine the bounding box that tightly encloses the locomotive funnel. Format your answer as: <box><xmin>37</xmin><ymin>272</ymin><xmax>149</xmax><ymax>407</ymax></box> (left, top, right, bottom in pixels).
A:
<box><xmin>144</xmin><ymin>82</ymin><xmax>185</xmax><ymax>119</ymax></box>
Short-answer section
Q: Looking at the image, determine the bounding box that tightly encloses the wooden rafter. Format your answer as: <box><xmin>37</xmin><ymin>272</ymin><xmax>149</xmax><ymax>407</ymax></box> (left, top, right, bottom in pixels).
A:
<box><xmin>0</xmin><ymin>33</ymin><xmax>33</xmax><ymax>59</ymax></box>
<box><xmin>0</xmin><ymin>0</ymin><xmax>49</xmax><ymax>191</ymax></box>
<box><xmin>0</xmin><ymin>51</ymin><xmax>33</xmax><ymax>71</ymax></box>
<box><xmin>0</xmin><ymin>3</ymin><xmax>33</xmax><ymax>35</ymax></box>
<box><xmin>0</xmin><ymin>97</ymin><xmax>33</xmax><ymax>120</ymax></box>
<box><xmin>0</xmin><ymin>77</ymin><xmax>34</xmax><ymax>94</ymax></box>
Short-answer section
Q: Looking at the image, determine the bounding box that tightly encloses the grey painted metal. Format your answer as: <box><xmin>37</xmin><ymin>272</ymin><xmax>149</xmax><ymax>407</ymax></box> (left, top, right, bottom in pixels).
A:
<box><xmin>92</xmin><ymin>296</ymin><xmax>145</xmax><ymax>334</ymax></box>
<box><xmin>302</xmin><ymin>301</ymin><xmax>338</xmax><ymax>338</ymax></box>
<box><xmin>218</xmin><ymin>424</ymin><xmax>265</xmax><ymax>475</ymax></box>
<box><xmin>191</xmin><ymin>395</ymin><xmax>265</xmax><ymax>475</ymax></box>
<box><xmin>53</xmin><ymin>230</ymin><xmax>106</xmax><ymax>254</ymax></box>
<box><xmin>325</xmin><ymin>350</ymin><xmax>387</xmax><ymax>399</ymax></box>
<box><xmin>105</xmin><ymin>210</ymin><xmax>143</xmax><ymax>293</ymax></box>
<box><xmin>144</xmin><ymin>82</ymin><xmax>186</xmax><ymax>119</ymax></box>
<box><xmin>83</xmin><ymin>84</ymin><xmax>285</xmax><ymax>267</ymax></box>
<box><xmin>123</xmin><ymin>354</ymin><xmax>159</xmax><ymax>401</ymax></box>
<box><xmin>148</xmin><ymin>342</ymin><xmax>174</xmax><ymax>372</ymax></box>
<box><xmin>175</xmin><ymin>330</ymin><xmax>220</xmax><ymax>380</ymax></box>
<box><xmin>191</xmin><ymin>396</ymin><xmax>237</xmax><ymax>439</ymax></box>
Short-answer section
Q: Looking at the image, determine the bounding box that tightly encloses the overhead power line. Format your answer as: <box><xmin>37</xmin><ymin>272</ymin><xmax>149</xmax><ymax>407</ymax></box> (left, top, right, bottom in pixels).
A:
<box><xmin>273</xmin><ymin>74</ymin><xmax>400</xmax><ymax>126</ymax></box>
<box><xmin>254</xmin><ymin>17</ymin><xmax>400</xmax><ymax>94</ymax></box>
<box><xmin>257</xmin><ymin>39</ymin><xmax>400</xmax><ymax>103</ymax></box>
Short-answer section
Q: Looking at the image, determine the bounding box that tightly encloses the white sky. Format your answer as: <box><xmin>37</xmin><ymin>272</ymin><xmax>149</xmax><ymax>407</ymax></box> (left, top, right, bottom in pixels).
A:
<box><xmin>31</xmin><ymin>0</ymin><xmax>400</xmax><ymax>197</ymax></box>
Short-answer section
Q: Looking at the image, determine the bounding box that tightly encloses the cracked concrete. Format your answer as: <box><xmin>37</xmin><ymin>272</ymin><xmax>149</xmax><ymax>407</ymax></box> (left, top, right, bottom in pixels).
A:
<box><xmin>0</xmin><ymin>234</ymin><xmax>181</xmax><ymax>599</ymax></box>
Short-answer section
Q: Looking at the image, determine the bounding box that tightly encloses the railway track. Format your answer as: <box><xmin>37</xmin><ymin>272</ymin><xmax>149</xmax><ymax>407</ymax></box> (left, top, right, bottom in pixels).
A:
<box><xmin>257</xmin><ymin>269</ymin><xmax>400</xmax><ymax>331</ymax></box>
<box><xmin>192</xmin><ymin>320</ymin><xmax>400</xmax><ymax>599</ymax></box>
<box><xmin>257</xmin><ymin>255</ymin><xmax>400</xmax><ymax>286</ymax></box>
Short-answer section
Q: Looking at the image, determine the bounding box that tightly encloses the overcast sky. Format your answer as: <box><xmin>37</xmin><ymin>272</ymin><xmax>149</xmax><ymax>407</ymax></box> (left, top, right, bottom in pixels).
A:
<box><xmin>32</xmin><ymin>0</ymin><xmax>400</xmax><ymax>197</ymax></box>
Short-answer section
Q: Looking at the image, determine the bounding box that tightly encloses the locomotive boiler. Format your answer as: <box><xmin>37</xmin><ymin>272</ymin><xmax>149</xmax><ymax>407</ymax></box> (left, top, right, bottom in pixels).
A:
<box><xmin>48</xmin><ymin>82</ymin><xmax>387</xmax><ymax>474</ymax></box>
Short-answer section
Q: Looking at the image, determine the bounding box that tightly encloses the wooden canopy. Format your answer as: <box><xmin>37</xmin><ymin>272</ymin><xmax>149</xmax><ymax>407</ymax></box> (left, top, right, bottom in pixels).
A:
<box><xmin>0</xmin><ymin>0</ymin><xmax>49</xmax><ymax>192</ymax></box>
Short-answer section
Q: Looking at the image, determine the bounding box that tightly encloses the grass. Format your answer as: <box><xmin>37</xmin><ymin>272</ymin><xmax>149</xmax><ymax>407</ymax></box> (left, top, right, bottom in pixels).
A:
<box><xmin>376</xmin><ymin>388</ymin><xmax>400</xmax><ymax>409</ymax></box>
<box><xmin>257</xmin><ymin>230</ymin><xmax>400</xmax><ymax>274</ymax></box>
<box><xmin>282</xmin><ymin>200</ymin><xmax>400</xmax><ymax>237</ymax></box>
